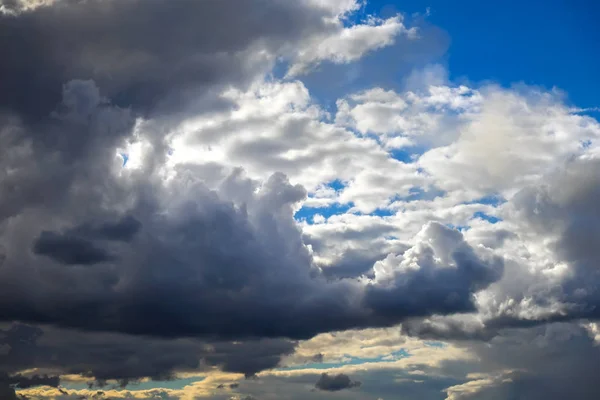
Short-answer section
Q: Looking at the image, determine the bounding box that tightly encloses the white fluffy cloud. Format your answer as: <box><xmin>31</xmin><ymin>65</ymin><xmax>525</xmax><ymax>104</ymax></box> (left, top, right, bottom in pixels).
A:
<box><xmin>287</xmin><ymin>15</ymin><xmax>417</xmax><ymax>76</ymax></box>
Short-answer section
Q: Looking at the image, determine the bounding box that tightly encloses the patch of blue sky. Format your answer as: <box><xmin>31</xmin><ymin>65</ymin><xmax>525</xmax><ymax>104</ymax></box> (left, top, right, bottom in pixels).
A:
<box><xmin>367</xmin><ymin>0</ymin><xmax>600</xmax><ymax>108</ymax></box>
<box><xmin>391</xmin><ymin>187</ymin><xmax>445</xmax><ymax>204</ymax></box>
<box><xmin>269</xmin><ymin>58</ymin><xmax>290</xmax><ymax>81</ymax></box>
<box><xmin>339</xmin><ymin>1</ymin><xmax>371</xmax><ymax>28</ymax></box>
<box><xmin>327</xmin><ymin>178</ymin><xmax>346</xmax><ymax>191</ymax></box>
<box><xmin>278</xmin><ymin>0</ymin><xmax>600</xmax><ymax>123</ymax></box>
<box><xmin>119</xmin><ymin>153</ymin><xmax>129</xmax><ymax>167</ymax></box>
<box><xmin>289</xmin><ymin>23</ymin><xmax>447</xmax><ymax>110</ymax></box>
<box><xmin>424</xmin><ymin>341</ymin><xmax>447</xmax><ymax>348</ymax></box>
<box><xmin>126</xmin><ymin>377</ymin><xmax>204</xmax><ymax>391</ymax></box>
<box><xmin>581</xmin><ymin>139</ymin><xmax>593</xmax><ymax>149</ymax></box>
<box><xmin>279</xmin><ymin>349</ymin><xmax>410</xmax><ymax>372</ymax></box>
<box><xmin>472</xmin><ymin>211</ymin><xmax>501</xmax><ymax>224</ymax></box>
<box><xmin>389</xmin><ymin>145</ymin><xmax>427</xmax><ymax>163</ymax></box>
<box><xmin>296</xmin><ymin>205</ymin><xmax>398</xmax><ymax>222</ymax></box>
<box><xmin>295</xmin><ymin>179</ymin><xmax>352</xmax><ymax>223</ymax></box>
<box><xmin>446</xmin><ymin>223</ymin><xmax>469</xmax><ymax>232</ymax></box>
<box><xmin>465</xmin><ymin>194</ymin><xmax>505</xmax><ymax>207</ymax></box>
<box><xmin>294</xmin><ymin>203</ymin><xmax>353</xmax><ymax>223</ymax></box>
<box><xmin>370</xmin><ymin>208</ymin><xmax>395</xmax><ymax>217</ymax></box>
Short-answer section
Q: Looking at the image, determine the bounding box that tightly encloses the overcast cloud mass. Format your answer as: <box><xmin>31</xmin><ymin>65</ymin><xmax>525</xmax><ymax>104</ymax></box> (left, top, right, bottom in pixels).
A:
<box><xmin>1</xmin><ymin>0</ymin><xmax>599</xmax><ymax>399</ymax></box>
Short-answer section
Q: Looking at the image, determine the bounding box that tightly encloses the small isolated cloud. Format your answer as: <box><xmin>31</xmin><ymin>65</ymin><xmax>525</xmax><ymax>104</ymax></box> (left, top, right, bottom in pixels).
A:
<box><xmin>315</xmin><ymin>373</ymin><xmax>361</xmax><ymax>391</ymax></box>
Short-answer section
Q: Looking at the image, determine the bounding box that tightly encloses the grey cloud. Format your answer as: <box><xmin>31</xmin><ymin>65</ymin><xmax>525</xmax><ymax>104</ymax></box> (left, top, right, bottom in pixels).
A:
<box><xmin>33</xmin><ymin>231</ymin><xmax>113</xmax><ymax>265</ymax></box>
<box><xmin>488</xmin><ymin>158</ymin><xmax>600</xmax><ymax>325</ymax></box>
<box><xmin>0</xmin><ymin>0</ymin><xmax>507</xmax><ymax>385</ymax></box>
<box><xmin>0</xmin><ymin>164</ymin><xmax>502</xmax><ymax>342</ymax></box>
<box><xmin>0</xmin><ymin>323</ymin><xmax>295</xmax><ymax>382</ymax></box>
<box><xmin>0</xmin><ymin>385</ymin><xmax>18</xmax><ymax>400</ymax></box>
<box><xmin>365</xmin><ymin>222</ymin><xmax>503</xmax><ymax>320</ymax></box>
<box><xmin>399</xmin><ymin>158</ymin><xmax>600</xmax><ymax>400</ymax></box>
<box><xmin>452</xmin><ymin>323</ymin><xmax>600</xmax><ymax>400</ymax></box>
<box><xmin>319</xmin><ymin>249</ymin><xmax>386</xmax><ymax>279</ymax></box>
<box><xmin>0</xmin><ymin>0</ymin><xmax>335</xmax><ymax>120</ymax></box>
<box><xmin>401</xmin><ymin>317</ymin><xmax>498</xmax><ymax>342</ymax></box>
<box><xmin>0</xmin><ymin>77</ymin><xmax>504</xmax><ymax>386</ymax></box>
<box><xmin>1</xmin><ymin>373</ymin><xmax>60</xmax><ymax>389</ymax></box>
<box><xmin>0</xmin><ymin>371</ymin><xmax>60</xmax><ymax>400</ymax></box>
<box><xmin>69</xmin><ymin>216</ymin><xmax>142</xmax><ymax>243</ymax></box>
<box><xmin>0</xmin><ymin>79</ymin><xmax>135</xmax><ymax>221</ymax></box>
<box><xmin>314</xmin><ymin>373</ymin><xmax>361</xmax><ymax>391</ymax></box>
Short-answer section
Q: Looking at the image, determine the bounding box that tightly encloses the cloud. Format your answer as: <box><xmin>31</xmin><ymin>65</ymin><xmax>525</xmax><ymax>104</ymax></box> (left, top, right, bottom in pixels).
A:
<box><xmin>366</xmin><ymin>222</ymin><xmax>503</xmax><ymax>318</ymax></box>
<box><xmin>0</xmin><ymin>371</ymin><xmax>60</xmax><ymax>400</ymax></box>
<box><xmin>0</xmin><ymin>64</ymin><xmax>504</xmax><ymax>346</ymax></box>
<box><xmin>444</xmin><ymin>323</ymin><xmax>600</xmax><ymax>400</ymax></box>
<box><xmin>0</xmin><ymin>0</ymin><xmax>351</xmax><ymax>120</ymax></box>
<box><xmin>287</xmin><ymin>15</ymin><xmax>416</xmax><ymax>76</ymax></box>
<box><xmin>1</xmin><ymin>0</ymin><xmax>600</xmax><ymax>398</ymax></box>
<box><xmin>0</xmin><ymin>323</ymin><xmax>294</xmax><ymax>382</ymax></box>
<box><xmin>0</xmin><ymin>163</ymin><xmax>500</xmax><ymax>340</ymax></box>
<box><xmin>69</xmin><ymin>215</ymin><xmax>142</xmax><ymax>243</ymax></box>
<box><xmin>32</xmin><ymin>231</ymin><xmax>114</xmax><ymax>265</ymax></box>
<box><xmin>314</xmin><ymin>373</ymin><xmax>361</xmax><ymax>391</ymax></box>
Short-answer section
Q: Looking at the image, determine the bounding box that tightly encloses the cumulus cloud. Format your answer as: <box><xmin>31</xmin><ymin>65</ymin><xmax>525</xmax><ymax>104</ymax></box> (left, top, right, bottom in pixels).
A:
<box><xmin>314</xmin><ymin>373</ymin><xmax>361</xmax><ymax>391</ymax></box>
<box><xmin>0</xmin><ymin>70</ymin><xmax>504</xmax><ymax>395</ymax></box>
<box><xmin>0</xmin><ymin>154</ymin><xmax>499</xmax><ymax>340</ymax></box>
<box><xmin>287</xmin><ymin>15</ymin><xmax>416</xmax><ymax>76</ymax></box>
<box><xmin>2</xmin><ymin>0</ymin><xmax>600</xmax><ymax>398</ymax></box>
<box><xmin>366</xmin><ymin>222</ymin><xmax>503</xmax><ymax>318</ymax></box>
<box><xmin>442</xmin><ymin>323</ymin><xmax>600</xmax><ymax>400</ymax></box>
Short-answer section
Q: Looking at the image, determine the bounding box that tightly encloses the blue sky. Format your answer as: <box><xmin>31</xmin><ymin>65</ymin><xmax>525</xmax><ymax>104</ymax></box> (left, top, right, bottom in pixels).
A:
<box><xmin>296</xmin><ymin>0</ymin><xmax>600</xmax><ymax>110</ymax></box>
<box><xmin>367</xmin><ymin>0</ymin><xmax>600</xmax><ymax>108</ymax></box>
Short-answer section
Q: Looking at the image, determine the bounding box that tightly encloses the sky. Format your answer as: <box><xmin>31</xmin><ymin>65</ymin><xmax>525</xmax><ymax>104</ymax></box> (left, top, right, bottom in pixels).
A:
<box><xmin>0</xmin><ymin>0</ymin><xmax>600</xmax><ymax>399</ymax></box>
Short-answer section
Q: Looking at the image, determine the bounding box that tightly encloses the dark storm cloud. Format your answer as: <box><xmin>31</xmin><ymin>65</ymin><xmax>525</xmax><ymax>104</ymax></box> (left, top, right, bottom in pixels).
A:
<box><xmin>0</xmin><ymin>370</ymin><xmax>59</xmax><ymax>400</ymax></box>
<box><xmin>0</xmin><ymin>79</ymin><xmax>135</xmax><ymax>220</ymax></box>
<box><xmin>449</xmin><ymin>323</ymin><xmax>600</xmax><ymax>400</ymax></box>
<box><xmin>0</xmin><ymin>0</ymin><xmax>506</xmax><ymax>386</ymax></box>
<box><xmin>69</xmin><ymin>216</ymin><xmax>142</xmax><ymax>243</ymax></box>
<box><xmin>0</xmin><ymin>174</ymin><xmax>502</xmax><ymax>339</ymax></box>
<box><xmin>0</xmin><ymin>323</ymin><xmax>295</xmax><ymax>382</ymax></box>
<box><xmin>33</xmin><ymin>231</ymin><xmax>113</xmax><ymax>265</ymax></box>
<box><xmin>0</xmin><ymin>0</ymin><xmax>333</xmax><ymax>119</ymax></box>
<box><xmin>314</xmin><ymin>373</ymin><xmax>361</xmax><ymax>391</ymax></box>
<box><xmin>0</xmin><ymin>75</ymin><xmax>504</xmax><ymax>386</ymax></box>
<box><xmin>0</xmin><ymin>373</ymin><xmax>60</xmax><ymax>389</ymax></box>
<box><xmin>319</xmin><ymin>249</ymin><xmax>387</xmax><ymax>279</ymax></box>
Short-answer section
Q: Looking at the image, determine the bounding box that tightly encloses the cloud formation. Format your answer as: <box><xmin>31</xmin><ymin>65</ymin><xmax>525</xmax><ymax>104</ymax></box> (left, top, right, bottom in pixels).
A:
<box><xmin>314</xmin><ymin>373</ymin><xmax>361</xmax><ymax>391</ymax></box>
<box><xmin>2</xmin><ymin>0</ymin><xmax>600</xmax><ymax>399</ymax></box>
